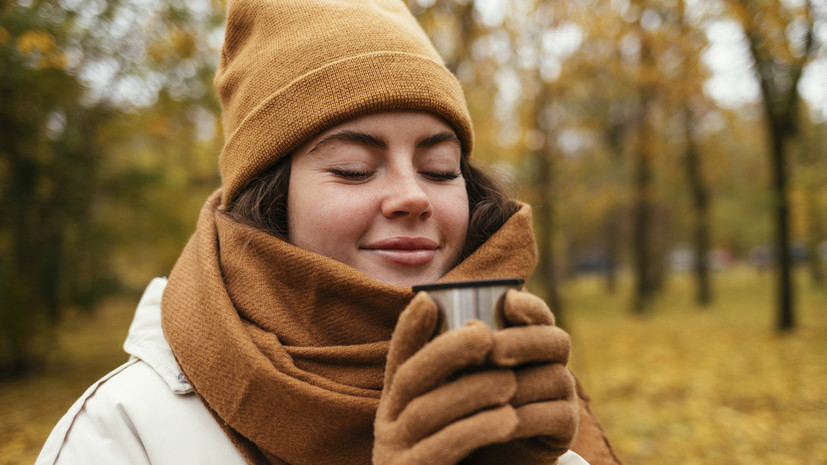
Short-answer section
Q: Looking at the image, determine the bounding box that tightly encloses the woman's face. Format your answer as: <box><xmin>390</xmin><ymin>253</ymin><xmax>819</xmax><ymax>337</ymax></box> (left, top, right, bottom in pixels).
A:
<box><xmin>287</xmin><ymin>111</ymin><xmax>469</xmax><ymax>287</ymax></box>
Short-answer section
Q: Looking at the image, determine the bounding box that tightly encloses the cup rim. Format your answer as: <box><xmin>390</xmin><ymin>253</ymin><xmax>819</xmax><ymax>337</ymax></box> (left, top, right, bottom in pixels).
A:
<box><xmin>412</xmin><ymin>278</ymin><xmax>524</xmax><ymax>292</ymax></box>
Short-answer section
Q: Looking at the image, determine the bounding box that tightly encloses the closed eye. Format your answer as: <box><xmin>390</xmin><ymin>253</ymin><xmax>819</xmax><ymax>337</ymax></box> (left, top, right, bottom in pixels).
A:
<box><xmin>422</xmin><ymin>171</ymin><xmax>461</xmax><ymax>181</ymax></box>
<box><xmin>331</xmin><ymin>169</ymin><xmax>374</xmax><ymax>180</ymax></box>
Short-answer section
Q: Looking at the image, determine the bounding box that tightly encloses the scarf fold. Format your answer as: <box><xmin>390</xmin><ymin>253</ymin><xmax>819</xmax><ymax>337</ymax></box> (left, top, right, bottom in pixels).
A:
<box><xmin>161</xmin><ymin>191</ymin><xmax>537</xmax><ymax>465</ymax></box>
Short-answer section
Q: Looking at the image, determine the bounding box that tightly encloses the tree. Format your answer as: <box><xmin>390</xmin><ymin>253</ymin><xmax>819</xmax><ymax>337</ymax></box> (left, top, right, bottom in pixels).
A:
<box><xmin>798</xmin><ymin>118</ymin><xmax>826</xmax><ymax>288</ymax></box>
<box><xmin>677</xmin><ymin>0</ymin><xmax>715</xmax><ymax>306</ymax></box>
<box><xmin>728</xmin><ymin>0</ymin><xmax>818</xmax><ymax>330</ymax></box>
<box><xmin>0</xmin><ymin>0</ymin><xmax>223</xmax><ymax>375</ymax></box>
<box><xmin>627</xmin><ymin>0</ymin><xmax>662</xmax><ymax>312</ymax></box>
<box><xmin>0</xmin><ymin>1</ymin><xmax>112</xmax><ymax>374</ymax></box>
<box><xmin>529</xmin><ymin>84</ymin><xmax>566</xmax><ymax>321</ymax></box>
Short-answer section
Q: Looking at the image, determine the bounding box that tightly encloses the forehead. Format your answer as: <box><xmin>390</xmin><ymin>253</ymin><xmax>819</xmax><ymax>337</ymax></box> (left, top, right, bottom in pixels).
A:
<box><xmin>300</xmin><ymin>111</ymin><xmax>459</xmax><ymax>150</ymax></box>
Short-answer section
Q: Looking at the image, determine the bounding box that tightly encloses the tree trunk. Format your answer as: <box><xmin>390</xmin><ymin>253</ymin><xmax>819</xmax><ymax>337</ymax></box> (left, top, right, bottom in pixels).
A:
<box><xmin>1</xmin><ymin>83</ymin><xmax>42</xmax><ymax>374</ymax></box>
<box><xmin>603</xmin><ymin>209</ymin><xmax>620</xmax><ymax>294</ymax></box>
<box><xmin>536</xmin><ymin>167</ymin><xmax>565</xmax><ymax>324</ymax></box>
<box><xmin>602</xmin><ymin>121</ymin><xmax>625</xmax><ymax>295</ymax></box>
<box><xmin>806</xmin><ymin>201</ymin><xmax>825</xmax><ymax>287</ymax></box>
<box><xmin>677</xmin><ymin>0</ymin><xmax>712</xmax><ymax>307</ymax></box>
<box><xmin>732</xmin><ymin>0</ymin><xmax>813</xmax><ymax>331</ymax></box>
<box><xmin>534</xmin><ymin>106</ymin><xmax>565</xmax><ymax>324</ymax></box>
<box><xmin>632</xmin><ymin>115</ymin><xmax>654</xmax><ymax>313</ymax></box>
<box><xmin>769</xmin><ymin>123</ymin><xmax>795</xmax><ymax>331</ymax></box>
<box><xmin>684</xmin><ymin>109</ymin><xmax>712</xmax><ymax>307</ymax></box>
<box><xmin>629</xmin><ymin>0</ymin><xmax>659</xmax><ymax>313</ymax></box>
<box><xmin>803</xmin><ymin>127</ymin><xmax>825</xmax><ymax>288</ymax></box>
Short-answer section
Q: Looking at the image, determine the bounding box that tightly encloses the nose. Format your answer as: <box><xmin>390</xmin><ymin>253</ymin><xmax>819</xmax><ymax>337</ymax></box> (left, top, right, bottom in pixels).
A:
<box><xmin>380</xmin><ymin>172</ymin><xmax>433</xmax><ymax>220</ymax></box>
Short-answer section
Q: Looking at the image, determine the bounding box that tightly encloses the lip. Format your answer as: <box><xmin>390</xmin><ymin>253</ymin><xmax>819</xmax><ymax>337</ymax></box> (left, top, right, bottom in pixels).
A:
<box><xmin>361</xmin><ymin>237</ymin><xmax>439</xmax><ymax>266</ymax></box>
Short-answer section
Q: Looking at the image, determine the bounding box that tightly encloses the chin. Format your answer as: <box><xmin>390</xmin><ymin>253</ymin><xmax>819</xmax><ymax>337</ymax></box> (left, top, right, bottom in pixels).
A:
<box><xmin>372</xmin><ymin>270</ymin><xmax>442</xmax><ymax>288</ymax></box>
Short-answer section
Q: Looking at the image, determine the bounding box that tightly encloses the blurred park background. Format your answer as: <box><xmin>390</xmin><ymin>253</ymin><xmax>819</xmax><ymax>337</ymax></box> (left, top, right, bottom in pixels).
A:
<box><xmin>1</xmin><ymin>0</ymin><xmax>826</xmax><ymax>463</ymax></box>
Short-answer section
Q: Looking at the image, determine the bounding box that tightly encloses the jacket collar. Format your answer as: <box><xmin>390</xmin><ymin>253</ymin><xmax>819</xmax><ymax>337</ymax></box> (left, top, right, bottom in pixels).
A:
<box><xmin>123</xmin><ymin>277</ymin><xmax>193</xmax><ymax>394</ymax></box>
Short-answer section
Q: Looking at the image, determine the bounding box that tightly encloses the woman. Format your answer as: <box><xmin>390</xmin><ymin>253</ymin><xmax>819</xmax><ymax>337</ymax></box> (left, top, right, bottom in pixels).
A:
<box><xmin>36</xmin><ymin>0</ymin><xmax>621</xmax><ymax>464</ymax></box>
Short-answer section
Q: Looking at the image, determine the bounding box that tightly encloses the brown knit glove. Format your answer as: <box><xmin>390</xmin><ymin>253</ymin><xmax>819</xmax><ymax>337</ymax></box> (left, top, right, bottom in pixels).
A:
<box><xmin>374</xmin><ymin>292</ymin><xmax>521</xmax><ymax>465</ymax></box>
<box><xmin>464</xmin><ymin>290</ymin><xmax>579</xmax><ymax>464</ymax></box>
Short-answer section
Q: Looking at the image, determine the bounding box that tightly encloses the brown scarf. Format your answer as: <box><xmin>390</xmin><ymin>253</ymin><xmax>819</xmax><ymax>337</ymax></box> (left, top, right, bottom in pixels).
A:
<box><xmin>161</xmin><ymin>191</ymin><xmax>537</xmax><ymax>465</ymax></box>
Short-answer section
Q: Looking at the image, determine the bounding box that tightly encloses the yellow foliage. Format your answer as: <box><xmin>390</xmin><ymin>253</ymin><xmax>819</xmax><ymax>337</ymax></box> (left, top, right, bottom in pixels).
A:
<box><xmin>146</xmin><ymin>41</ymin><xmax>166</xmax><ymax>63</ymax></box>
<box><xmin>15</xmin><ymin>30</ymin><xmax>66</xmax><ymax>70</ymax></box>
<box><xmin>0</xmin><ymin>27</ymin><xmax>10</xmax><ymax>47</ymax></box>
<box><xmin>16</xmin><ymin>30</ymin><xmax>55</xmax><ymax>55</ymax></box>
<box><xmin>170</xmin><ymin>29</ymin><xmax>196</xmax><ymax>58</ymax></box>
<box><xmin>148</xmin><ymin>29</ymin><xmax>197</xmax><ymax>63</ymax></box>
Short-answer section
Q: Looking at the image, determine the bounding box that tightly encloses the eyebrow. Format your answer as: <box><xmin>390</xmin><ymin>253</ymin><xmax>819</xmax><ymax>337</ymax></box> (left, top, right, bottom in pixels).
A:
<box><xmin>308</xmin><ymin>130</ymin><xmax>386</xmax><ymax>153</ymax></box>
<box><xmin>417</xmin><ymin>132</ymin><xmax>461</xmax><ymax>149</ymax></box>
<box><xmin>308</xmin><ymin>130</ymin><xmax>461</xmax><ymax>153</ymax></box>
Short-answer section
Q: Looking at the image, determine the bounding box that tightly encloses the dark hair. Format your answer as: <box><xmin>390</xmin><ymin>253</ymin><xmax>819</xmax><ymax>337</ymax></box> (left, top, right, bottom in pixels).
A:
<box><xmin>224</xmin><ymin>156</ymin><xmax>519</xmax><ymax>260</ymax></box>
<box><xmin>225</xmin><ymin>157</ymin><xmax>292</xmax><ymax>240</ymax></box>
<box><xmin>458</xmin><ymin>157</ymin><xmax>520</xmax><ymax>259</ymax></box>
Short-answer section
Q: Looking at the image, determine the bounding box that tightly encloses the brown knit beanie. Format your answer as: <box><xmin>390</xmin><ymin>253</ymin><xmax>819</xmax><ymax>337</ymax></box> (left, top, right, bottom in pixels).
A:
<box><xmin>215</xmin><ymin>0</ymin><xmax>474</xmax><ymax>207</ymax></box>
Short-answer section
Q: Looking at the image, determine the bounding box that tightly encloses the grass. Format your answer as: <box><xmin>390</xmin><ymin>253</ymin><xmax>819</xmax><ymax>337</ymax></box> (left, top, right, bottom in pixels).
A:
<box><xmin>1</xmin><ymin>268</ymin><xmax>825</xmax><ymax>464</ymax></box>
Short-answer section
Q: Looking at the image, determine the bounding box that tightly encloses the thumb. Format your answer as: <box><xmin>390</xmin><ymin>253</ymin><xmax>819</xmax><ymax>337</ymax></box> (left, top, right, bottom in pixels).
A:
<box><xmin>500</xmin><ymin>290</ymin><xmax>555</xmax><ymax>326</ymax></box>
<box><xmin>384</xmin><ymin>292</ymin><xmax>439</xmax><ymax>387</ymax></box>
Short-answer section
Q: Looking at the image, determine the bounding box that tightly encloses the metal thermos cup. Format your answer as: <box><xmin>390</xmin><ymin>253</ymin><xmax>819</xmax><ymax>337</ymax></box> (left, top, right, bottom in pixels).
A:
<box><xmin>412</xmin><ymin>278</ymin><xmax>525</xmax><ymax>333</ymax></box>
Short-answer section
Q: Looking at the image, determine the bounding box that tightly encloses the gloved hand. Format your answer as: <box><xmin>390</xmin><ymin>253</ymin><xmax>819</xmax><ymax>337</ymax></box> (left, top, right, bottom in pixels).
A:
<box><xmin>465</xmin><ymin>290</ymin><xmax>579</xmax><ymax>464</ymax></box>
<box><xmin>373</xmin><ymin>292</ymin><xmax>521</xmax><ymax>465</ymax></box>
<box><xmin>373</xmin><ymin>290</ymin><xmax>579</xmax><ymax>465</ymax></box>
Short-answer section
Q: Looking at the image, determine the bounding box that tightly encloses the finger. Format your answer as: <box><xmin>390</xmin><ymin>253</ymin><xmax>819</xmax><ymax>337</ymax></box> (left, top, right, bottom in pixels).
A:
<box><xmin>511</xmin><ymin>399</ymin><xmax>580</xmax><ymax>444</ymax></box>
<box><xmin>392</xmin><ymin>369</ymin><xmax>516</xmax><ymax>444</ymax></box>
<box><xmin>384</xmin><ymin>321</ymin><xmax>493</xmax><ymax>419</ymax></box>
<box><xmin>488</xmin><ymin>325</ymin><xmax>570</xmax><ymax>367</ymax></box>
<box><xmin>511</xmin><ymin>364</ymin><xmax>576</xmax><ymax>406</ymax></box>
<box><xmin>501</xmin><ymin>290</ymin><xmax>555</xmax><ymax>326</ymax></box>
<box><xmin>462</xmin><ymin>437</ymin><xmax>568</xmax><ymax>465</ymax></box>
<box><xmin>385</xmin><ymin>292</ymin><xmax>440</xmax><ymax>384</ymax></box>
<box><xmin>405</xmin><ymin>405</ymin><xmax>519</xmax><ymax>465</ymax></box>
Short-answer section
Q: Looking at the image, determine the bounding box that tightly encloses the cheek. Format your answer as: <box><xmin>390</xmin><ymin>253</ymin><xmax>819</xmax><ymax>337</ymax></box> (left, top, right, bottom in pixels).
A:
<box><xmin>436</xmin><ymin>188</ymin><xmax>469</xmax><ymax>243</ymax></box>
<box><xmin>288</xmin><ymin>188</ymin><xmax>370</xmax><ymax>248</ymax></box>
<box><xmin>287</xmin><ymin>180</ymin><xmax>327</xmax><ymax>248</ymax></box>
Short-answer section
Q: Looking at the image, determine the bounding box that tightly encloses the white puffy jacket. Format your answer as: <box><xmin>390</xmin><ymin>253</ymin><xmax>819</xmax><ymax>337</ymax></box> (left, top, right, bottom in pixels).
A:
<box><xmin>35</xmin><ymin>278</ymin><xmax>247</xmax><ymax>465</ymax></box>
<box><xmin>36</xmin><ymin>278</ymin><xmax>589</xmax><ymax>465</ymax></box>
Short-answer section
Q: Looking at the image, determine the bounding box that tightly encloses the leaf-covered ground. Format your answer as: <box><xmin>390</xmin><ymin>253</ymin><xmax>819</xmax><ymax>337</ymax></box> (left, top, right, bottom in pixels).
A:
<box><xmin>567</xmin><ymin>267</ymin><xmax>827</xmax><ymax>465</ymax></box>
<box><xmin>0</xmin><ymin>294</ymin><xmax>136</xmax><ymax>465</ymax></box>
<box><xmin>1</xmin><ymin>268</ymin><xmax>824</xmax><ymax>464</ymax></box>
